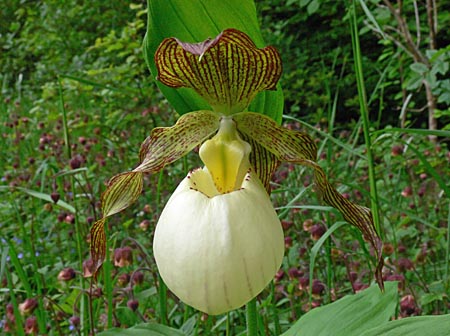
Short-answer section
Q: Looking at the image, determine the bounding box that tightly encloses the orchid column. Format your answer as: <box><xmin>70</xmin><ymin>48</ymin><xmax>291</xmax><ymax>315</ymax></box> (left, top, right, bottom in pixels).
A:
<box><xmin>90</xmin><ymin>29</ymin><xmax>384</xmax><ymax>316</ymax></box>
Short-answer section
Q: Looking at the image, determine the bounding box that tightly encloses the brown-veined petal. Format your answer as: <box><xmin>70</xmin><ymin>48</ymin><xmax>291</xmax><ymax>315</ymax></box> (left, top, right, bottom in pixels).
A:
<box><xmin>155</xmin><ymin>28</ymin><xmax>282</xmax><ymax>115</ymax></box>
<box><xmin>90</xmin><ymin>111</ymin><xmax>220</xmax><ymax>278</ymax></box>
<box><xmin>136</xmin><ymin>110</ymin><xmax>220</xmax><ymax>171</ymax></box>
<box><xmin>90</xmin><ymin>172</ymin><xmax>143</xmax><ymax>278</ymax></box>
<box><xmin>240</xmin><ymin>133</ymin><xmax>280</xmax><ymax>194</ymax></box>
<box><xmin>234</xmin><ymin>112</ymin><xmax>384</xmax><ymax>290</ymax></box>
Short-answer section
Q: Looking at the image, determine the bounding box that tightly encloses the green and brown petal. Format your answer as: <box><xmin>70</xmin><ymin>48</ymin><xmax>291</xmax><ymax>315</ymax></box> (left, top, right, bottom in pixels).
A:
<box><xmin>90</xmin><ymin>111</ymin><xmax>220</xmax><ymax>277</ymax></box>
<box><xmin>155</xmin><ymin>28</ymin><xmax>282</xmax><ymax>115</ymax></box>
<box><xmin>234</xmin><ymin>112</ymin><xmax>384</xmax><ymax>289</ymax></box>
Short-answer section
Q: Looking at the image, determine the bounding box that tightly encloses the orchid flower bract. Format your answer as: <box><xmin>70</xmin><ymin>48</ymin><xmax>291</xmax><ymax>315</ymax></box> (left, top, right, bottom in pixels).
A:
<box><xmin>90</xmin><ymin>28</ymin><xmax>384</xmax><ymax>315</ymax></box>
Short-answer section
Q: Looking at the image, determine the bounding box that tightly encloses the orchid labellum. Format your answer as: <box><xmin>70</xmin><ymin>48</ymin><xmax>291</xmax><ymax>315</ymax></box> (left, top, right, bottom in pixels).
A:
<box><xmin>90</xmin><ymin>28</ymin><xmax>383</xmax><ymax>315</ymax></box>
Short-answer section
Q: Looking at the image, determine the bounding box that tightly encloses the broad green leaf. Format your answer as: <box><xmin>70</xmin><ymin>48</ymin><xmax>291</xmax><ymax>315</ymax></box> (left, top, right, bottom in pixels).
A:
<box><xmin>143</xmin><ymin>0</ymin><xmax>283</xmax><ymax>123</ymax></box>
<box><xmin>281</xmin><ymin>282</ymin><xmax>398</xmax><ymax>336</ymax></box>
<box><xmin>361</xmin><ymin>314</ymin><xmax>450</xmax><ymax>336</ymax></box>
<box><xmin>97</xmin><ymin>322</ymin><xmax>185</xmax><ymax>336</ymax></box>
<box><xmin>235</xmin><ymin>112</ymin><xmax>384</xmax><ymax>289</ymax></box>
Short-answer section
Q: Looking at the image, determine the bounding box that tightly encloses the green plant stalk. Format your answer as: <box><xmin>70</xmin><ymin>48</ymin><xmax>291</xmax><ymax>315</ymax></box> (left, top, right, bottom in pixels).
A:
<box><xmin>13</xmin><ymin>200</ymin><xmax>47</xmax><ymax>333</ymax></box>
<box><xmin>445</xmin><ymin>202</ymin><xmax>450</xmax><ymax>311</ymax></box>
<box><xmin>58</xmin><ymin>77</ymin><xmax>72</xmax><ymax>159</ymax></box>
<box><xmin>182</xmin><ymin>304</ymin><xmax>191</xmax><ymax>324</ymax></box>
<box><xmin>270</xmin><ymin>282</ymin><xmax>281</xmax><ymax>335</ymax></box>
<box><xmin>58</xmin><ymin>78</ymin><xmax>88</xmax><ymax>331</ymax></box>
<box><xmin>349</xmin><ymin>2</ymin><xmax>382</xmax><ymax>238</ymax></box>
<box><xmin>246</xmin><ymin>297</ymin><xmax>257</xmax><ymax>336</ymax></box>
<box><xmin>5</xmin><ymin>262</ymin><xmax>25</xmax><ymax>336</ymax></box>
<box><xmin>158</xmin><ymin>275</ymin><xmax>168</xmax><ymax>325</ymax></box>
<box><xmin>104</xmin><ymin>244</ymin><xmax>114</xmax><ymax>329</ymax></box>
<box><xmin>325</xmin><ymin>72</ymin><xmax>340</xmax><ymax>301</ymax></box>
<box><xmin>156</xmin><ymin>170</ymin><xmax>168</xmax><ymax>325</ymax></box>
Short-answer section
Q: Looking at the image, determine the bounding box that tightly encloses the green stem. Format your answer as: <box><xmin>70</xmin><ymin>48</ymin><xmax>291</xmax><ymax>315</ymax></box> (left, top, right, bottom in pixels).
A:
<box><xmin>246</xmin><ymin>298</ymin><xmax>257</xmax><ymax>336</ymax></box>
<box><xmin>58</xmin><ymin>77</ymin><xmax>88</xmax><ymax>332</ymax></box>
<box><xmin>156</xmin><ymin>170</ymin><xmax>168</xmax><ymax>325</ymax></box>
<box><xmin>158</xmin><ymin>275</ymin><xmax>168</xmax><ymax>325</ymax></box>
<box><xmin>349</xmin><ymin>2</ymin><xmax>382</xmax><ymax>238</ymax></box>
<box><xmin>57</xmin><ymin>77</ymin><xmax>71</xmax><ymax>159</ymax></box>
<box><xmin>103</xmin><ymin>224</ymin><xmax>114</xmax><ymax>329</ymax></box>
<box><xmin>445</xmin><ymin>202</ymin><xmax>450</xmax><ymax>313</ymax></box>
<box><xmin>5</xmin><ymin>261</ymin><xmax>25</xmax><ymax>336</ymax></box>
<box><xmin>270</xmin><ymin>282</ymin><xmax>281</xmax><ymax>335</ymax></box>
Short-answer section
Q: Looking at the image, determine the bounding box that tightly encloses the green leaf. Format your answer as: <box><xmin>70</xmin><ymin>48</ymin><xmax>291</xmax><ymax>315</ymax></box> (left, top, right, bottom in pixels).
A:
<box><xmin>309</xmin><ymin>221</ymin><xmax>347</xmax><ymax>300</ymax></box>
<box><xmin>361</xmin><ymin>314</ymin><xmax>450</xmax><ymax>336</ymax></box>
<box><xmin>410</xmin><ymin>62</ymin><xmax>428</xmax><ymax>74</ymax></box>
<box><xmin>143</xmin><ymin>0</ymin><xmax>283</xmax><ymax>123</ymax></box>
<box><xmin>97</xmin><ymin>322</ymin><xmax>186</xmax><ymax>336</ymax></box>
<box><xmin>281</xmin><ymin>282</ymin><xmax>398</xmax><ymax>336</ymax></box>
<box><xmin>7</xmin><ymin>186</ymin><xmax>76</xmax><ymax>213</ymax></box>
<box><xmin>420</xmin><ymin>292</ymin><xmax>445</xmax><ymax>306</ymax></box>
<box><xmin>307</xmin><ymin>0</ymin><xmax>320</xmax><ymax>15</ymax></box>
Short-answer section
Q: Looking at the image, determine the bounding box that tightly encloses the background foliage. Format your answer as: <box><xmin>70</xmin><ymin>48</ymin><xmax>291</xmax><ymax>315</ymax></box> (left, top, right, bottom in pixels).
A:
<box><xmin>0</xmin><ymin>0</ymin><xmax>449</xmax><ymax>335</ymax></box>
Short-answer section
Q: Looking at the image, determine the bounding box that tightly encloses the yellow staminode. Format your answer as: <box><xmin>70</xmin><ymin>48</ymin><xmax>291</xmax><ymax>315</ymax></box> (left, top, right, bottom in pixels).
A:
<box><xmin>199</xmin><ymin>117</ymin><xmax>251</xmax><ymax>194</ymax></box>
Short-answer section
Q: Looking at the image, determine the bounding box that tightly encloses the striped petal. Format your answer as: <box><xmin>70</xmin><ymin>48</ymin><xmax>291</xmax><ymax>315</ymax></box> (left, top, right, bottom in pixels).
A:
<box><xmin>234</xmin><ymin>112</ymin><xmax>384</xmax><ymax>290</ymax></box>
<box><xmin>90</xmin><ymin>111</ymin><xmax>220</xmax><ymax>277</ymax></box>
<box><xmin>155</xmin><ymin>28</ymin><xmax>282</xmax><ymax>115</ymax></box>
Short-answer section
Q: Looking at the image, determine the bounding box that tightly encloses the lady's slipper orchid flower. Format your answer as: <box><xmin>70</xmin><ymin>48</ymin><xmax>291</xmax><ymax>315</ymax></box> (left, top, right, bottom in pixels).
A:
<box><xmin>154</xmin><ymin>117</ymin><xmax>284</xmax><ymax>314</ymax></box>
<box><xmin>90</xmin><ymin>28</ymin><xmax>384</xmax><ymax>315</ymax></box>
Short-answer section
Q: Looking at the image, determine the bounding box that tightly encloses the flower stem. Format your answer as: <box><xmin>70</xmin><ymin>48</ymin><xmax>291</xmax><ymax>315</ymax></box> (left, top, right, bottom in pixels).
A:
<box><xmin>246</xmin><ymin>298</ymin><xmax>257</xmax><ymax>336</ymax></box>
<box><xmin>349</xmin><ymin>1</ymin><xmax>382</xmax><ymax>238</ymax></box>
<box><xmin>271</xmin><ymin>282</ymin><xmax>281</xmax><ymax>335</ymax></box>
<box><xmin>158</xmin><ymin>274</ymin><xmax>168</xmax><ymax>325</ymax></box>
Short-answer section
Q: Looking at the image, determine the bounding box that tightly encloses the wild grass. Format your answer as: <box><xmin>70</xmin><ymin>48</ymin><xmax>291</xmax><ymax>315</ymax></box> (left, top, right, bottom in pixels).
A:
<box><xmin>1</xmin><ymin>4</ymin><xmax>449</xmax><ymax>336</ymax></box>
<box><xmin>1</xmin><ymin>68</ymin><xmax>449</xmax><ymax>335</ymax></box>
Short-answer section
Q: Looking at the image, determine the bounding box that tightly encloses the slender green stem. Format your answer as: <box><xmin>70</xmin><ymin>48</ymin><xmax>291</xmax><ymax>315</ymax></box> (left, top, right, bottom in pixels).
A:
<box><xmin>445</xmin><ymin>202</ymin><xmax>450</xmax><ymax>313</ymax></box>
<box><xmin>103</xmin><ymin>223</ymin><xmax>114</xmax><ymax>329</ymax></box>
<box><xmin>270</xmin><ymin>282</ymin><xmax>281</xmax><ymax>335</ymax></box>
<box><xmin>158</xmin><ymin>275</ymin><xmax>168</xmax><ymax>325</ymax></box>
<box><xmin>349</xmin><ymin>2</ymin><xmax>382</xmax><ymax>238</ymax></box>
<box><xmin>57</xmin><ymin>77</ymin><xmax>71</xmax><ymax>159</ymax></box>
<box><xmin>246</xmin><ymin>298</ymin><xmax>257</xmax><ymax>336</ymax></box>
<box><xmin>5</xmin><ymin>261</ymin><xmax>25</xmax><ymax>336</ymax></box>
<box><xmin>58</xmin><ymin>77</ymin><xmax>88</xmax><ymax>332</ymax></box>
<box><xmin>156</xmin><ymin>170</ymin><xmax>168</xmax><ymax>325</ymax></box>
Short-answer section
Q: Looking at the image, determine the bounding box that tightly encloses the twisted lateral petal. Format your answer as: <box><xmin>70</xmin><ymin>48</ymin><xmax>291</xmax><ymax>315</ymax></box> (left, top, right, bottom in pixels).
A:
<box><xmin>240</xmin><ymin>134</ymin><xmax>280</xmax><ymax>194</ymax></box>
<box><xmin>155</xmin><ymin>29</ymin><xmax>282</xmax><ymax>115</ymax></box>
<box><xmin>90</xmin><ymin>172</ymin><xmax>143</xmax><ymax>277</ymax></box>
<box><xmin>90</xmin><ymin>111</ymin><xmax>220</xmax><ymax>278</ymax></box>
<box><xmin>234</xmin><ymin>112</ymin><xmax>384</xmax><ymax>290</ymax></box>
<box><xmin>136</xmin><ymin>110</ymin><xmax>220</xmax><ymax>171</ymax></box>
<box><xmin>153</xmin><ymin>169</ymin><xmax>284</xmax><ymax>315</ymax></box>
